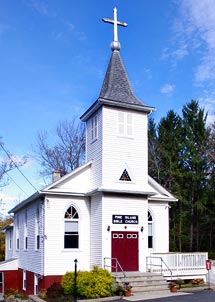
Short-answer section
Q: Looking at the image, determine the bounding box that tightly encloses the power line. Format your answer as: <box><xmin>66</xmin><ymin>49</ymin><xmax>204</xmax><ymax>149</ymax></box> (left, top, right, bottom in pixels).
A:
<box><xmin>0</xmin><ymin>142</ymin><xmax>38</xmax><ymax>192</ymax></box>
<box><xmin>5</xmin><ymin>172</ymin><xmax>28</xmax><ymax>196</ymax></box>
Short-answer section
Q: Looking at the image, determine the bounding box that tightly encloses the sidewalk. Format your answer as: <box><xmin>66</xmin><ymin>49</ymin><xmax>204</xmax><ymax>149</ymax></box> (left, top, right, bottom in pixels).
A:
<box><xmin>123</xmin><ymin>287</ymin><xmax>215</xmax><ymax>302</ymax></box>
<box><xmin>123</xmin><ymin>290</ymin><xmax>192</xmax><ymax>301</ymax></box>
<box><xmin>81</xmin><ymin>287</ymin><xmax>215</xmax><ymax>302</ymax></box>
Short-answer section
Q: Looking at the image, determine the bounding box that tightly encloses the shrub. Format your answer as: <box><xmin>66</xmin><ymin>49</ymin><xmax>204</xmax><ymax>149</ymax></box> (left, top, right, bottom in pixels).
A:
<box><xmin>61</xmin><ymin>265</ymin><xmax>114</xmax><ymax>299</ymax></box>
<box><xmin>46</xmin><ymin>282</ymin><xmax>63</xmax><ymax>298</ymax></box>
<box><xmin>61</xmin><ymin>272</ymin><xmax>75</xmax><ymax>295</ymax></box>
<box><xmin>37</xmin><ymin>288</ymin><xmax>47</xmax><ymax>299</ymax></box>
<box><xmin>111</xmin><ymin>282</ymin><xmax>124</xmax><ymax>296</ymax></box>
<box><xmin>191</xmin><ymin>278</ymin><xmax>204</xmax><ymax>285</ymax></box>
<box><xmin>5</xmin><ymin>288</ymin><xmax>27</xmax><ymax>300</ymax></box>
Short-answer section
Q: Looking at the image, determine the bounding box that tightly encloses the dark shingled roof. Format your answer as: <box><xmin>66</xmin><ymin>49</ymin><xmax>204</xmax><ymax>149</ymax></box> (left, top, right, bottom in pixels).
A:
<box><xmin>80</xmin><ymin>49</ymin><xmax>155</xmax><ymax>121</ymax></box>
<box><xmin>99</xmin><ymin>49</ymin><xmax>144</xmax><ymax>106</ymax></box>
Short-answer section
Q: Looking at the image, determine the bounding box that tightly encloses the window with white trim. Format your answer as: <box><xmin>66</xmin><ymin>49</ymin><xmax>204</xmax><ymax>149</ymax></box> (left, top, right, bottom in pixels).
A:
<box><xmin>34</xmin><ymin>274</ymin><xmax>38</xmax><ymax>295</ymax></box>
<box><xmin>9</xmin><ymin>229</ymin><xmax>12</xmax><ymax>250</ymax></box>
<box><xmin>16</xmin><ymin>215</ymin><xmax>19</xmax><ymax>250</ymax></box>
<box><xmin>24</xmin><ymin>209</ymin><xmax>28</xmax><ymax>250</ymax></box>
<box><xmin>118</xmin><ymin>112</ymin><xmax>133</xmax><ymax>137</ymax></box>
<box><xmin>35</xmin><ymin>205</ymin><xmax>40</xmax><ymax>250</ymax></box>
<box><xmin>148</xmin><ymin>211</ymin><xmax>153</xmax><ymax>248</ymax></box>
<box><xmin>64</xmin><ymin>205</ymin><xmax>79</xmax><ymax>249</ymax></box>
<box><xmin>23</xmin><ymin>270</ymin><xmax>26</xmax><ymax>290</ymax></box>
<box><xmin>91</xmin><ymin>115</ymin><xmax>98</xmax><ymax>141</ymax></box>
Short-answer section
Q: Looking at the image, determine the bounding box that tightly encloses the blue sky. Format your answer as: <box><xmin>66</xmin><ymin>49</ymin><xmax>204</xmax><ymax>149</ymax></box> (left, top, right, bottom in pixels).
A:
<box><xmin>1</xmin><ymin>0</ymin><xmax>215</xmax><ymax>215</ymax></box>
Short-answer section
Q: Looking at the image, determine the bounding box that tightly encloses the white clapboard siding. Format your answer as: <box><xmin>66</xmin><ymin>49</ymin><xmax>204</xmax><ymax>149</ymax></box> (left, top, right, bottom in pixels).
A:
<box><xmin>90</xmin><ymin>194</ymin><xmax>103</xmax><ymax>269</ymax></box>
<box><xmin>43</xmin><ymin>162</ymin><xmax>93</xmax><ymax>194</ymax></box>
<box><xmin>148</xmin><ymin>202</ymin><xmax>169</xmax><ymax>253</ymax></box>
<box><xmin>102</xmin><ymin>107</ymin><xmax>148</xmax><ymax>191</ymax></box>
<box><xmin>86</xmin><ymin>108</ymin><xmax>103</xmax><ymax>189</ymax></box>
<box><xmin>5</xmin><ymin>227</ymin><xmax>13</xmax><ymax>260</ymax></box>
<box><xmin>11</xmin><ymin>199</ymin><xmax>44</xmax><ymax>275</ymax></box>
<box><xmin>44</xmin><ymin>196</ymin><xmax>90</xmax><ymax>275</ymax></box>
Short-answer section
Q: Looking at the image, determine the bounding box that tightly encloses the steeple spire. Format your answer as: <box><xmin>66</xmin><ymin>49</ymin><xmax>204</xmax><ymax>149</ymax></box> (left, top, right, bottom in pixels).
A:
<box><xmin>102</xmin><ymin>7</ymin><xmax>127</xmax><ymax>51</ymax></box>
<box><xmin>81</xmin><ymin>8</ymin><xmax>155</xmax><ymax>122</ymax></box>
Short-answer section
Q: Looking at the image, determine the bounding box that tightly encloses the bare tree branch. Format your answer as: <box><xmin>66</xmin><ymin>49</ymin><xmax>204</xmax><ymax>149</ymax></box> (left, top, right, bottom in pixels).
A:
<box><xmin>34</xmin><ymin>118</ymin><xmax>85</xmax><ymax>177</ymax></box>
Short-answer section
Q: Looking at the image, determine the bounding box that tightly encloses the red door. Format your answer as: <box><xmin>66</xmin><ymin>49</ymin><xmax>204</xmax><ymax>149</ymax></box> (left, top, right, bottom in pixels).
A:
<box><xmin>111</xmin><ymin>231</ymin><xmax>138</xmax><ymax>272</ymax></box>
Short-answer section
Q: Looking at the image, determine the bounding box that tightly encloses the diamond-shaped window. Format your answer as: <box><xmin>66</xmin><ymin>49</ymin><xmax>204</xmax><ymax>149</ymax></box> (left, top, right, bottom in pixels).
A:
<box><xmin>119</xmin><ymin>169</ymin><xmax>131</xmax><ymax>181</ymax></box>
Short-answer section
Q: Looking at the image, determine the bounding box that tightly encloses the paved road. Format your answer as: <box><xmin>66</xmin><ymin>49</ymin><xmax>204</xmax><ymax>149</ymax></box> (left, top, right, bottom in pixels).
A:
<box><xmin>124</xmin><ymin>289</ymin><xmax>215</xmax><ymax>302</ymax></box>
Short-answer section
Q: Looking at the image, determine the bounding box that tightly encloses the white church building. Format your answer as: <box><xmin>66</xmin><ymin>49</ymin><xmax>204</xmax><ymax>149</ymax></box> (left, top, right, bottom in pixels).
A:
<box><xmin>0</xmin><ymin>8</ymin><xmax>177</xmax><ymax>295</ymax></box>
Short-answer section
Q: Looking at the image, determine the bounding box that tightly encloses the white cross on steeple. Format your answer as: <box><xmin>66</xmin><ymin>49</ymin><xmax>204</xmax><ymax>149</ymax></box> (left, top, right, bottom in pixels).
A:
<box><xmin>102</xmin><ymin>7</ymin><xmax>128</xmax><ymax>51</ymax></box>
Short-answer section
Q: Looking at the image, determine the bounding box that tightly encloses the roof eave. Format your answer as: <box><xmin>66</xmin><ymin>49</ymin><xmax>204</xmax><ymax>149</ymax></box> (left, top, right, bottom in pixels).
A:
<box><xmin>86</xmin><ymin>187</ymin><xmax>156</xmax><ymax>197</ymax></box>
<box><xmin>8</xmin><ymin>191</ymin><xmax>43</xmax><ymax>214</ymax></box>
<box><xmin>81</xmin><ymin>98</ymin><xmax>155</xmax><ymax>122</ymax></box>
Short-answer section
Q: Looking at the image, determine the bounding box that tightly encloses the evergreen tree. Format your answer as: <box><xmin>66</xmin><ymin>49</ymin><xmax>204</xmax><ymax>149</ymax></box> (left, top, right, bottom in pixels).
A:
<box><xmin>148</xmin><ymin>100</ymin><xmax>210</xmax><ymax>252</ymax></box>
<box><xmin>180</xmin><ymin>100</ymin><xmax>209</xmax><ymax>251</ymax></box>
<box><xmin>148</xmin><ymin>118</ymin><xmax>161</xmax><ymax>182</ymax></box>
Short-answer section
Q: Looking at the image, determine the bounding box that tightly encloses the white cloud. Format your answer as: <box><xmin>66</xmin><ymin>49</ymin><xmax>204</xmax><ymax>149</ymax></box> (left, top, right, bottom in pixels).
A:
<box><xmin>164</xmin><ymin>0</ymin><xmax>215</xmax><ymax>83</ymax></box>
<box><xmin>0</xmin><ymin>193</ymin><xmax>20</xmax><ymax>217</ymax></box>
<box><xmin>26</xmin><ymin>0</ymin><xmax>49</xmax><ymax>15</ymax></box>
<box><xmin>160</xmin><ymin>84</ymin><xmax>175</xmax><ymax>94</ymax></box>
<box><xmin>199</xmin><ymin>94</ymin><xmax>215</xmax><ymax>124</ymax></box>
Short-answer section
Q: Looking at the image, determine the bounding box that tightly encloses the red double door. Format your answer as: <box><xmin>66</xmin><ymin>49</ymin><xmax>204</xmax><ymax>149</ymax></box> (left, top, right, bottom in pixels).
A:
<box><xmin>111</xmin><ymin>231</ymin><xmax>139</xmax><ymax>271</ymax></box>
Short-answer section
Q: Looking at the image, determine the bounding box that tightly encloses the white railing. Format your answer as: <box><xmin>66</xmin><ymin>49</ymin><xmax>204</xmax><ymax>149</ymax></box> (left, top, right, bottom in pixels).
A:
<box><xmin>147</xmin><ymin>252</ymin><xmax>208</xmax><ymax>277</ymax></box>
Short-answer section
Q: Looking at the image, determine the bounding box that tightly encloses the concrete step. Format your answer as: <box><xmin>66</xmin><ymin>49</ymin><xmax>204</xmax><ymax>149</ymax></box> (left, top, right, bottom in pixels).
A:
<box><xmin>112</xmin><ymin>271</ymin><xmax>169</xmax><ymax>295</ymax></box>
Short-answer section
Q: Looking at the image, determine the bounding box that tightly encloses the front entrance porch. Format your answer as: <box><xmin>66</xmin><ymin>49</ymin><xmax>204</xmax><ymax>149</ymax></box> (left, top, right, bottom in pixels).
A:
<box><xmin>147</xmin><ymin>252</ymin><xmax>208</xmax><ymax>280</ymax></box>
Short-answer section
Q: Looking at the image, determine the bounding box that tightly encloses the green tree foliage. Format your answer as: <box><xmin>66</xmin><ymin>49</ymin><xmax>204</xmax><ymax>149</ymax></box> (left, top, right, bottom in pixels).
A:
<box><xmin>148</xmin><ymin>100</ymin><xmax>210</xmax><ymax>252</ymax></box>
<box><xmin>180</xmin><ymin>100</ymin><xmax>209</xmax><ymax>251</ymax></box>
<box><xmin>0</xmin><ymin>217</ymin><xmax>13</xmax><ymax>261</ymax></box>
<box><xmin>61</xmin><ymin>266</ymin><xmax>114</xmax><ymax>299</ymax></box>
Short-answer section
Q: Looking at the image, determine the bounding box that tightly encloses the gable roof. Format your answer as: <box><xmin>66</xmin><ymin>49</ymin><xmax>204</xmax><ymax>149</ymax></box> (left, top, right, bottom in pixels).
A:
<box><xmin>9</xmin><ymin>161</ymin><xmax>92</xmax><ymax>214</ymax></box>
<box><xmin>148</xmin><ymin>175</ymin><xmax>178</xmax><ymax>202</ymax></box>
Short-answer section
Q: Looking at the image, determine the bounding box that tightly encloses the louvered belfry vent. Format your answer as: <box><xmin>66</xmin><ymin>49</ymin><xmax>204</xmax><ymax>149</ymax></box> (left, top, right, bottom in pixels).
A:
<box><xmin>119</xmin><ymin>169</ymin><xmax>131</xmax><ymax>181</ymax></box>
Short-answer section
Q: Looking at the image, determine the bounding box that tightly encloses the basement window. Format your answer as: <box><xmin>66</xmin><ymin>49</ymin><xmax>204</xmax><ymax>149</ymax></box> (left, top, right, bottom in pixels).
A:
<box><xmin>23</xmin><ymin>270</ymin><xmax>26</xmax><ymax>291</ymax></box>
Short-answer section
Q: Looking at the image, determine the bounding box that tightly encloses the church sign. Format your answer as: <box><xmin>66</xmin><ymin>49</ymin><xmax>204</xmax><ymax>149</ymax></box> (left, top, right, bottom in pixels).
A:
<box><xmin>112</xmin><ymin>215</ymin><xmax>138</xmax><ymax>224</ymax></box>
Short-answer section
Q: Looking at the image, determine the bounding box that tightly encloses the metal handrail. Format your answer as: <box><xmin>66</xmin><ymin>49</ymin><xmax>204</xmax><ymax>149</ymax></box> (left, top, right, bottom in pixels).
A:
<box><xmin>146</xmin><ymin>256</ymin><xmax>173</xmax><ymax>280</ymax></box>
<box><xmin>104</xmin><ymin>257</ymin><xmax>126</xmax><ymax>280</ymax></box>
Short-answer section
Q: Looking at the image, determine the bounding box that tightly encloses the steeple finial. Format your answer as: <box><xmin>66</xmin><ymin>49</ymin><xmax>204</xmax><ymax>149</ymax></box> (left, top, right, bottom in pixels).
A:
<box><xmin>102</xmin><ymin>7</ymin><xmax>128</xmax><ymax>51</ymax></box>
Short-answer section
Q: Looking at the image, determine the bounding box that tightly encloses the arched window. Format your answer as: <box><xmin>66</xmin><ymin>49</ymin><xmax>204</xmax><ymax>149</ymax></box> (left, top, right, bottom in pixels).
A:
<box><xmin>148</xmin><ymin>211</ymin><xmax>153</xmax><ymax>249</ymax></box>
<box><xmin>64</xmin><ymin>205</ymin><xmax>79</xmax><ymax>249</ymax></box>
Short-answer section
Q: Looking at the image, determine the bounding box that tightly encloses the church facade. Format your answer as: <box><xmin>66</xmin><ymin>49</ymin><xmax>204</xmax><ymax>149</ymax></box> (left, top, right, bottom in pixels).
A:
<box><xmin>0</xmin><ymin>8</ymin><xmax>176</xmax><ymax>296</ymax></box>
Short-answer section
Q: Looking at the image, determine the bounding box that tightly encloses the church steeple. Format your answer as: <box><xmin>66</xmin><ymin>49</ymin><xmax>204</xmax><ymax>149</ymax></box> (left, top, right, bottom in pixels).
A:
<box><xmin>81</xmin><ymin>8</ymin><xmax>154</xmax><ymax>122</ymax></box>
<box><xmin>81</xmin><ymin>8</ymin><xmax>155</xmax><ymax>192</ymax></box>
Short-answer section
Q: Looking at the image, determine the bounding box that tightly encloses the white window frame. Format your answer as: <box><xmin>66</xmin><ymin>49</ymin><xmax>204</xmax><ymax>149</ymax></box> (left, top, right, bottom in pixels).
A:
<box><xmin>35</xmin><ymin>205</ymin><xmax>40</xmax><ymax>250</ymax></box>
<box><xmin>148</xmin><ymin>210</ymin><xmax>153</xmax><ymax>249</ymax></box>
<box><xmin>91</xmin><ymin>115</ymin><xmax>98</xmax><ymax>141</ymax></box>
<box><xmin>9</xmin><ymin>229</ymin><xmax>12</xmax><ymax>250</ymax></box>
<box><xmin>23</xmin><ymin>270</ymin><xmax>26</xmax><ymax>291</ymax></box>
<box><xmin>118</xmin><ymin>112</ymin><xmax>133</xmax><ymax>137</ymax></box>
<box><xmin>34</xmin><ymin>274</ymin><xmax>38</xmax><ymax>295</ymax></box>
<box><xmin>24</xmin><ymin>209</ymin><xmax>28</xmax><ymax>250</ymax></box>
<box><xmin>16</xmin><ymin>215</ymin><xmax>19</xmax><ymax>251</ymax></box>
<box><xmin>64</xmin><ymin>205</ymin><xmax>79</xmax><ymax>249</ymax></box>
